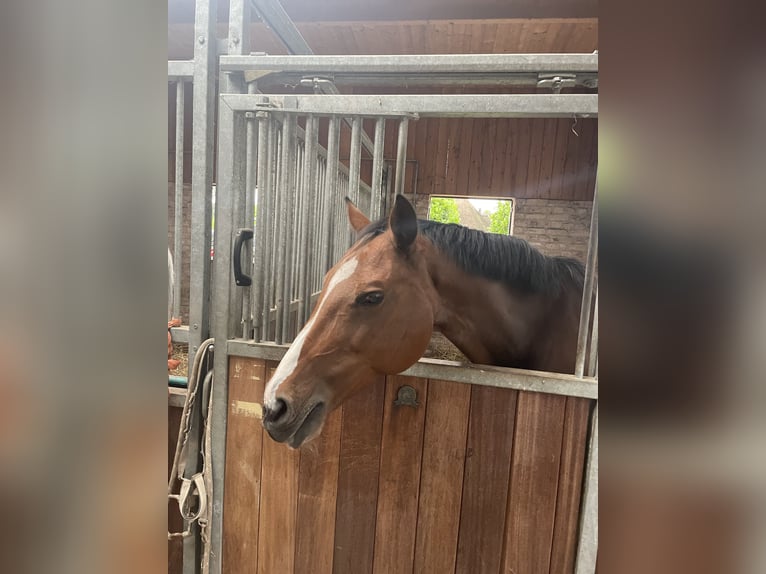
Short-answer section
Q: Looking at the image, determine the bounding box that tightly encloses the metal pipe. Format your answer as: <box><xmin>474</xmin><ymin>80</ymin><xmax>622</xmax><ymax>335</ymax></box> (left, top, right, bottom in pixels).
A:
<box><xmin>222</xmin><ymin>93</ymin><xmax>598</xmax><ymax>119</ymax></box>
<box><xmin>587</xmin><ymin>288</ymin><xmax>599</xmax><ymax>377</ymax></box>
<box><xmin>252</xmin><ymin>112</ymin><xmax>269</xmax><ymax>341</ymax></box>
<box><xmin>260</xmin><ymin>119</ymin><xmax>277</xmax><ymax>341</ymax></box>
<box><xmin>575</xmin><ymin>182</ymin><xmax>598</xmax><ymax>377</ymax></box>
<box><xmin>273</xmin><ymin>120</ymin><xmax>287</xmax><ymax>345</ymax></box>
<box><xmin>280</xmin><ymin>112</ymin><xmax>297</xmax><ymax>341</ymax></box>
<box><xmin>298</xmin><ymin>116</ymin><xmax>317</xmax><ymax>325</ymax></box>
<box><xmin>394</xmin><ymin>118</ymin><xmax>409</xmax><ymax>197</ymax></box>
<box><xmin>221</xmin><ymin>52</ymin><xmax>599</xmax><ymax>75</ymax></box>
<box><xmin>173</xmin><ymin>79</ymin><xmax>185</xmax><ymax>320</ymax></box>
<box><xmin>370</xmin><ymin>118</ymin><xmax>386</xmax><ymax>220</ymax></box>
<box><xmin>242</xmin><ymin>87</ymin><xmax>258</xmax><ymax>339</ymax></box>
<box><xmin>323</xmin><ymin>117</ymin><xmax>340</xmax><ymax>270</ymax></box>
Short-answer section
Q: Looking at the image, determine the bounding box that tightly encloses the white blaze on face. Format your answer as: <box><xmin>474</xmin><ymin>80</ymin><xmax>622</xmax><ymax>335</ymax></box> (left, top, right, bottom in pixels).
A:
<box><xmin>264</xmin><ymin>257</ymin><xmax>358</xmax><ymax>408</ymax></box>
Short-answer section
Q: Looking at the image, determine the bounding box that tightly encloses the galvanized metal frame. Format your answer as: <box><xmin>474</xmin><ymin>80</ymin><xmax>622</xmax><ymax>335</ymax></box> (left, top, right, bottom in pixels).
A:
<box><xmin>210</xmin><ymin>36</ymin><xmax>599</xmax><ymax>574</ymax></box>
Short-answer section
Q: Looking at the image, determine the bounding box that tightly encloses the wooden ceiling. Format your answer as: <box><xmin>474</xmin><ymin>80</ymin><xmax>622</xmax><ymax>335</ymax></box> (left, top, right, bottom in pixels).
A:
<box><xmin>168</xmin><ymin>19</ymin><xmax>597</xmax><ymax>59</ymax></box>
<box><xmin>169</xmin><ymin>0</ymin><xmax>598</xmax><ymax>23</ymax></box>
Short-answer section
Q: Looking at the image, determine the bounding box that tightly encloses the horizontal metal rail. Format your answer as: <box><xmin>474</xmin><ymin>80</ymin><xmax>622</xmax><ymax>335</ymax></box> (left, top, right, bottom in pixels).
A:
<box><xmin>221</xmin><ymin>93</ymin><xmax>598</xmax><ymax>118</ymax></box>
<box><xmin>168</xmin><ymin>60</ymin><xmax>194</xmax><ymax>78</ymax></box>
<box><xmin>225</xmin><ymin>341</ymin><xmax>598</xmax><ymax>400</ymax></box>
<box><xmin>170</xmin><ymin>325</ymin><xmax>190</xmax><ymax>344</ymax></box>
<box><xmin>221</xmin><ymin>53</ymin><xmax>599</xmax><ymax>75</ymax></box>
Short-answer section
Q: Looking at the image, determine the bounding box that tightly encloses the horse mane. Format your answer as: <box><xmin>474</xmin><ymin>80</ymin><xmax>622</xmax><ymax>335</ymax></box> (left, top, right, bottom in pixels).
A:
<box><xmin>359</xmin><ymin>218</ymin><xmax>585</xmax><ymax>295</ymax></box>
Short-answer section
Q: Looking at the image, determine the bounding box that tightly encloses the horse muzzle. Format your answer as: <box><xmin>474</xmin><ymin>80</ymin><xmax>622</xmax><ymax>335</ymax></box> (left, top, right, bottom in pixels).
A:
<box><xmin>262</xmin><ymin>400</ymin><xmax>326</xmax><ymax>448</ymax></box>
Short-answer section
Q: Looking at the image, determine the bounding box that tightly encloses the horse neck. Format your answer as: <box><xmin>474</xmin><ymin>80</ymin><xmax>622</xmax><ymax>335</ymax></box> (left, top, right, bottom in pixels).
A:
<box><xmin>423</xmin><ymin>243</ymin><xmax>577</xmax><ymax>372</ymax></box>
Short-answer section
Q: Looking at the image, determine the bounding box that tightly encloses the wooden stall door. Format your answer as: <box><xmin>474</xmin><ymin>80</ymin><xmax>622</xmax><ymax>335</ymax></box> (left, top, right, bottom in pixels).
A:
<box><xmin>223</xmin><ymin>357</ymin><xmax>592</xmax><ymax>574</ymax></box>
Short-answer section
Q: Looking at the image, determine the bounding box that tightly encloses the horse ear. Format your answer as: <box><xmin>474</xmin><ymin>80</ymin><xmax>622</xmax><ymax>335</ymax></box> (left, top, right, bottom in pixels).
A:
<box><xmin>345</xmin><ymin>197</ymin><xmax>371</xmax><ymax>232</ymax></box>
<box><xmin>389</xmin><ymin>194</ymin><xmax>418</xmax><ymax>252</ymax></box>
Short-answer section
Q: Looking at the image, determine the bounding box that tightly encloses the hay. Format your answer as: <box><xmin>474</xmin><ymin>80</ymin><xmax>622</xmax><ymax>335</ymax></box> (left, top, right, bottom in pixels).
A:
<box><xmin>169</xmin><ymin>343</ymin><xmax>189</xmax><ymax>377</ymax></box>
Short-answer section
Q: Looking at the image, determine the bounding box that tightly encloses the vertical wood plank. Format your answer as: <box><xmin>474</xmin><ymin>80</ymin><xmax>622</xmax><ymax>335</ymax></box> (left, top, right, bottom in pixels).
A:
<box><xmin>372</xmin><ymin>376</ymin><xmax>428</xmax><ymax>574</ymax></box>
<box><xmin>478</xmin><ymin>119</ymin><xmax>497</xmax><ymax>195</ymax></box>
<box><xmin>223</xmin><ymin>357</ymin><xmax>267</xmax><ymax>573</ymax></box>
<box><xmin>538</xmin><ymin>119</ymin><xmax>560</xmax><ymax>199</ymax></box>
<box><xmin>455</xmin><ymin>119</ymin><xmax>474</xmax><ymax>195</ymax></box>
<box><xmin>512</xmin><ymin>119</ymin><xmax>532</xmax><ymax>197</ymax></box>
<box><xmin>413</xmin><ymin>380</ymin><xmax>471</xmax><ymax>574</ymax></box>
<box><xmin>501</xmin><ymin>392</ymin><xmax>567</xmax><ymax>574</ymax></box>
<box><xmin>490</xmin><ymin>119</ymin><xmax>509</xmax><ymax>195</ymax></box>
<box><xmin>502</xmin><ymin>119</ymin><xmax>520</xmax><ymax>196</ymax></box>
<box><xmin>294</xmin><ymin>407</ymin><xmax>342</xmax><ymax>574</ymax></box>
<box><xmin>561</xmin><ymin>116</ymin><xmax>584</xmax><ymax>201</ymax></box>
<box><xmin>168</xmin><ymin>405</ymin><xmax>183</xmax><ymax>574</ymax></box>
<box><xmin>433</xmin><ymin>117</ymin><xmax>451</xmax><ymax>194</ymax></box>
<box><xmin>332</xmin><ymin>378</ymin><xmax>386</xmax><ymax>574</ymax></box>
<box><xmin>257</xmin><ymin>361</ymin><xmax>300</xmax><ymax>574</ymax></box>
<box><xmin>526</xmin><ymin>118</ymin><xmax>545</xmax><ymax>198</ymax></box>
<box><xmin>574</xmin><ymin>119</ymin><xmax>596</xmax><ymax>201</ymax></box>
<box><xmin>467</xmin><ymin>118</ymin><xmax>486</xmax><ymax>194</ymax></box>
<box><xmin>551</xmin><ymin>119</ymin><xmax>571</xmax><ymax>200</ymax></box>
<box><xmin>455</xmin><ymin>385</ymin><xmax>518</xmax><ymax>574</ymax></box>
<box><xmin>444</xmin><ymin>118</ymin><xmax>463</xmax><ymax>196</ymax></box>
<box><xmin>549</xmin><ymin>398</ymin><xmax>592</xmax><ymax>574</ymax></box>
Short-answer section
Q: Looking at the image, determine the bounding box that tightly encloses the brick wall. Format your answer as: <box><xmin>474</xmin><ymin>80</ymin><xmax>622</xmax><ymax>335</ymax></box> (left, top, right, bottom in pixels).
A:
<box><xmin>408</xmin><ymin>194</ymin><xmax>592</xmax><ymax>263</ymax></box>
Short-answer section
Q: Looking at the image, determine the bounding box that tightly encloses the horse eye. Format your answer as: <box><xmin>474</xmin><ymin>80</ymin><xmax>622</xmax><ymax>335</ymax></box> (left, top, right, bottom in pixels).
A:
<box><xmin>355</xmin><ymin>291</ymin><xmax>384</xmax><ymax>306</ymax></box>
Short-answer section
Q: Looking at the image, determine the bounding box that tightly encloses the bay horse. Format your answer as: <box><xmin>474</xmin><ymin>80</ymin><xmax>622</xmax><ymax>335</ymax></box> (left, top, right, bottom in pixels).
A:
<box><xmin>263</xmin><ymin>195</ymin><xmax>584</xmax><ymax>447</ymax></box>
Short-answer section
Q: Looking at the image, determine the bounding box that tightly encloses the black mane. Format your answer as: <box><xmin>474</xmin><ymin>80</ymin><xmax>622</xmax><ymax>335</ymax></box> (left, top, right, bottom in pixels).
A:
<box><xmin>360</xmin><ymin>218</ymin><xmax>584</xmax><ymax>295</ymax></box>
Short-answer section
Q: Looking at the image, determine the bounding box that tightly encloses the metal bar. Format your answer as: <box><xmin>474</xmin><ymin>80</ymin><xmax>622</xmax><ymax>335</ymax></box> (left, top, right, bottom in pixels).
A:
<box><xmin>298</xmin><ymin>115</ymin><xmax>317</xmax><ymax>325</ymax></box>
<box><xmin>221</xmin><ymin>53</ymin><xmax>599</xmax><ymax>74</ymax></box>
<box><xmin>280</xmin><ymin>114</ymin><xmax>298</xmax><ymax>341</ymax></box>
<box><xmin>309</xmin><ymin>80</ymin><xmax>376</xmax><ymax>157</ymax></box>
<box><xmin>348</xmin><ymin>116</ymin><xmax>362</xmax><ymax>205</ymax></box>
<box><xmin>370</xmin><ymin>118</ymin><xmax>386</xmax><ymax>220</ymax></box>
<box><xmin>242</xmin><ymin>87</ymin><xmax>259</xmax><ymax>339</ymax></box>
<box><xmin>221</xmin><ymin>93</ymin><xmax>598</xmax><ymax>118</ymax></box>
<box><xmin>575</xmin><ymin>183</ymin><xmax>598</xmax><ymax>377</ymax></box>
<box><xmin>173</xmin><ymin>80</ymin><xmax>185</xmax><ymax>319</ymax></box>
<box><xmin>323</xmin><ymin>117</ymin><xmax>340</xmax><ymax>269</ymax></box>
<box><xmin>260</xmin><ymin>119</ymin><xmax>277</xmax><ymax>341</ymax></box>
<box><xmin>168</xmin><ymin>60</ymin><xmax>195</xmax><ymax>78</ymax></box>
<box><xmin>248</xmin><ymin>0</ymin><xmax>312</xmax><ymax>55</ymax></box>
<box><xmin>170</xmin><ymin>325</ymin><xmax>189</xmax><ymax>344</ymax></box>
<box><xmin>575</xmin><ymin>404</ymin><xmax>599</xmax><ymax>574</ymax></box>
<box><xmin>273</xmin><ymin>121</ymin><xmax>288</xmax><ymax>345</ymax></box>
<box><xmin>394</xmin><ymin>118</ymin><xmax>409</xmax><ymax>197</ymax></box>
<box><xmin>251</xmin><ymin>112</ymin><xmax>268</xmax><ymax>341</ymax></box>
<box><xmin>263</xmin><ymin>73</ymin><xmax>598</xmax><ymax>89</ymax></box>
<box><xmin>587</xmin><ymin>288</ymin><xmax>599</xmax><ymax>377</ymax></box>
<box><xmin>225</xmin><ymin>341</ymin><xmax>599</xmax><ymax>400</ymax></box>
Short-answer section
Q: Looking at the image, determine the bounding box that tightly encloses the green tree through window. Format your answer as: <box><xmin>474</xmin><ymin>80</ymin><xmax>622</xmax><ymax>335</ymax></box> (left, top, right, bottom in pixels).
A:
<box><xmin>429</xmin><ymin>197</ymin><xmax>460</xmax><ymax>224</ymax></box>
<box><xmin>488</xmin><ymin>200</ymin><xmax>512</xmax><ymax>234</ymax></box>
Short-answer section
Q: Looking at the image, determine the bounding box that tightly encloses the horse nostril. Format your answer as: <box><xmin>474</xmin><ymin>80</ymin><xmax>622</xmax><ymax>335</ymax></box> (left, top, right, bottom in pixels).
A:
<box><xmin>264</xmin><ymin>398</ymin><xmax>288</xmax><ymax>425</ymax></box>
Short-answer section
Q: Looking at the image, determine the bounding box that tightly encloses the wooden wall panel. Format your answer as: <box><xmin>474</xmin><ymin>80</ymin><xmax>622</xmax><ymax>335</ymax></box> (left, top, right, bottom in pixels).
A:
<box><xmin>550</xmin><ymin>397</ymin><xmax>592</xmax><ymax>574</ymax></box>
<box><xmin>332</xmin><ymin>378</ymin><xmax>386</xmax><ymax>574</ymax></box>
<box><xmin>455</xmin><ymin>385</ymin><xmax>518</xmax><ymax>573</ymax></box>
<box><xmin>413</xmin><ymin>380</ymin><xmax>471</xmax><ymax>574</ymax></box>
<box><xmin>501</xmin><ymin>392</ymin><xmax>567</xmax><ymax>574</ymax></box>
<box><xmin>372</xmin><ymin>377</ymin><xmax>429</xmax><ymax>574</ymax></box>
<box><xmin>294</xmin><ymin>408</ymin><xmax>342</xmax><ymax>574</ymax></box>
<box><xmin>257</xmin><ymin>362</ymin><xmax>301</xmax><ymax>574</ymax></box>
<box><xmin>223</xmin><ymin>357</ymin><xmax>267</xmax><ymax>572</ymax></box>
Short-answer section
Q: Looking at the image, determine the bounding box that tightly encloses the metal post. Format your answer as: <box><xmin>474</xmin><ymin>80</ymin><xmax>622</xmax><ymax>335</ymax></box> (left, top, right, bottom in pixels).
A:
<box><xmin>183</xmin><ymin>0</ymin><xmax>217</xmax><ymax>571</ymax></box>
<box><xmin>574</xmin><ymin>404</ymin><xmax>598</xmax><ymax>574</ymax></box>
<box><xmin>575</xmin><ymin>181</ymin><xmax>598</xmax><ymax>377</ymax></box>
<box><xmin>173</xmin><ymin>79</ymin><xmax>185</xmax><ymax>320</ymax></box>
<box><xmin>370</xmin><ymin>118</ymin><xmax>386</xmax><ymax>220</ymax></box>
<box><xmin>394</xmin><ymin>118</ymin><xmax>409</xmax><ymax>197</ymax></box>
<box><xmin>281</xmin><ymin>114</ymin><xmax>297</xmax><ymax>342</ymax></box>
<box><xmin>251</xmin><ymin>111</ymin><xmax>268</xmax><ymax>342</ymax></box>
<box><xmin>587</xmin><ymin>288</ymin><xmax>598</xmax><ymax>377</ymax></box>
<box><xmin>209</xmin><ymin>0</ymin><xmax>250</xmax><ymax>572</ymax></box>
<box><xmin>347</xmin><ymin>116</ymin><xmax>362</xmax><ymax>246</ymax></box>
<box><xmin>323</xmin><ymin>117</ymin><xmax>340</xmax><ymax>270</ymax></box>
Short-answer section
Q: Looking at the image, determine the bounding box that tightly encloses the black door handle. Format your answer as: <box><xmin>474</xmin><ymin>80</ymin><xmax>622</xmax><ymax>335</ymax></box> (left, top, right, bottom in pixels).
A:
<box><xmin>233</xmin><ymin>228</ymin><xmax>254</xmax><ymax>286</ymax></box>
